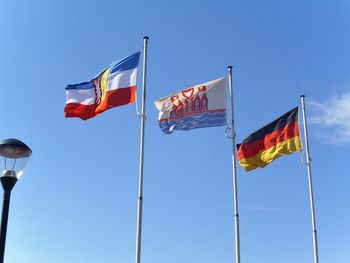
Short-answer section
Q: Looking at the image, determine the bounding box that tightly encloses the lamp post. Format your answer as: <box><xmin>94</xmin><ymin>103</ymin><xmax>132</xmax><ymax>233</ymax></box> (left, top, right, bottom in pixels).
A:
<box><xmin>0</xmin><ymin>139</ymin><xmax>32</xmax><ymax>263</ymax></box>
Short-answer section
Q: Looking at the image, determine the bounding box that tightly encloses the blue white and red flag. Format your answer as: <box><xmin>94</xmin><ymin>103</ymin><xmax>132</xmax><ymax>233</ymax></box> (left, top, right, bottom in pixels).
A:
<box><xmin>64</xmin><ymin>52</ymin><xmax>140</xmax><ymax>120</ymax></box>
<box><xmin>155</xmin><ymin>77</ymin><xmax>227</xmax><ymax>134</ymax></box>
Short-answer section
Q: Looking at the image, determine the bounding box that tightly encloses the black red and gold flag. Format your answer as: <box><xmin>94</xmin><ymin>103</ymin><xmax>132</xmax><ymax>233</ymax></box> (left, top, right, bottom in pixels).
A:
<box><xmin>237</xmin><ymin>107</ymin><xmax>302</xmax><ymax>172</ymax></box>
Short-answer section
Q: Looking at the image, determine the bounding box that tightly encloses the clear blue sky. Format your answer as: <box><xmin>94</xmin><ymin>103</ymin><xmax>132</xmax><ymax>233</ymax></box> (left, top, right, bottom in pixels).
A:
<box><xmin>1</xmin><ymin>0</ymin><xmax>349</xmax><ymax>262</ymax></box>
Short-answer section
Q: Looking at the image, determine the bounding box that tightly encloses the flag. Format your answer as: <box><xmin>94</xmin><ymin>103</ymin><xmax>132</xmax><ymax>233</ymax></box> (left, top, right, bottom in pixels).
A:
<box><xmin>154</xmin><ymin>77</ymin><xmax>227</xmax><ymax>134</ymax></box>
<box><xmin>64</xmin><ymin>52</ymin><xmax>140</xmax><ymax>120</ymax></box>
<box><xmin>236</xmin><ymin>106</ymin><xmax>302</xmax><ymax>172</ymax></box>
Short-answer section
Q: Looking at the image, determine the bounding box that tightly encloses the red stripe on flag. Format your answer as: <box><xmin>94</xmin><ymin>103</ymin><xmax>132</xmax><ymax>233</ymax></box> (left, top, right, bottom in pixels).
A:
<box><xmin>64</xmin><ymin>103</ymin><xmax>97</xmax><ymax>120</ymax></box>
<box><xmin>95</xmin><ymin>86</ymin><xmax>136</xmax><ymax>114</ymax></box>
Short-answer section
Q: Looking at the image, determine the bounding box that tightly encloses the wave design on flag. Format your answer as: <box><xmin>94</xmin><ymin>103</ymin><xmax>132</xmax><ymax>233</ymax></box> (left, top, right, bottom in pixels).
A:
<box><xmin>158</xmin><ymin>110</ymin><xmax>226</xmax><ymax>134</ymax></box>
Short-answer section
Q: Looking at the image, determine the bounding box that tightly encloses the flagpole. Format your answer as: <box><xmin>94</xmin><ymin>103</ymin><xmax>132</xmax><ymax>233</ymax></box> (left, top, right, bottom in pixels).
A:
<box><xmin>300</xmin><ymin>95</ymin><xmax>319</xmax><ymax>263</ymax></box>
<box><xmin>228</xmin><ymin>66</ymin><xmax>241</xmax><ymax>263</ymax></box>
<box><xmin>135</xmin><ymin>36</ymin><xmax>148</xmax><ymax>263</ymax></box>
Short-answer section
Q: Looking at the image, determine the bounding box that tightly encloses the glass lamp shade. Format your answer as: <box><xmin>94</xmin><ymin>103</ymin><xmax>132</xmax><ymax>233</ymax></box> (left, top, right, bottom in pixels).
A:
<box><xmin>0</xmin><ymin>139</ymin><xmax>32</xmax><ymax>179</ymax></box>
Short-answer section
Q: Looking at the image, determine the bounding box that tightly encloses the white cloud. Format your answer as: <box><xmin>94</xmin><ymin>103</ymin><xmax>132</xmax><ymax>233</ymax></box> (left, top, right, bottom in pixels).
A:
<box><xmin>309</xmin><ymin>92</ymin><xmax>350</xmax><ymax>144</ymax></box>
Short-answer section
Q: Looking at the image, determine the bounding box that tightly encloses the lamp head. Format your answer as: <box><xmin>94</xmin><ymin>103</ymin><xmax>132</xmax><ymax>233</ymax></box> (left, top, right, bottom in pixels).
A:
<box><xmin>0</xmin><ymin>139</ymin><xmax>32</xmax><ymax>179</ymax></box>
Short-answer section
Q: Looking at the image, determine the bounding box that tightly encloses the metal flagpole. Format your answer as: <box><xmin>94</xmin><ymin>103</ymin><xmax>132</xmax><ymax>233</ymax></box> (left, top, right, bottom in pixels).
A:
<box><xmin>300</xmin><ymin>95</ymin><xmax>319</xmax><ymax>263</ymax></box>
<box><xmin>228</xmin><ymin>66</ymin><xmax>241</xmax><ymax>263</ymax></box>
<box><xmin>135</xmin><ymin>36</ymin><xmax>148</xmax><ymax>263</ymax></box>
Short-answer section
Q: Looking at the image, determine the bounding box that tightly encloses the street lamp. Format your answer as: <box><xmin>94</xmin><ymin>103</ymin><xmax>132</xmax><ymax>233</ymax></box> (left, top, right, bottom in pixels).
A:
<box><xmin>0</xmin><ymin>139</ymin><xmax>32</xmax><ymax>263</ymax></box>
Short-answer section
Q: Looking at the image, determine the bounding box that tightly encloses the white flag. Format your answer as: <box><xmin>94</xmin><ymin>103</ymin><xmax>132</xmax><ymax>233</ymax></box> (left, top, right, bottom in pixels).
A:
<box><xmin>154</xmin><ymin>77</ymin><xmax>227</xmax><ymax>134</ymax></box>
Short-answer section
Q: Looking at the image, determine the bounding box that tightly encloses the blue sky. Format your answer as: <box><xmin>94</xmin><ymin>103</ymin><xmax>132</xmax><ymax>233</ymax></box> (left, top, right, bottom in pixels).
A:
<box><xmin>1</xmin><ymin>0</ymin><xmax>350</xmax><ymax>262</ymax></box>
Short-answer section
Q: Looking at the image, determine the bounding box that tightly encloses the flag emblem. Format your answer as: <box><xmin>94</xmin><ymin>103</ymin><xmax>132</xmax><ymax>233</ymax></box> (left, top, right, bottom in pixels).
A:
<box><xmin>237</xmin><ymin>107</ymin><xmax>302</xmax><ymax>172</ymax></box>
<box><xmin>155</xmin><ymin>77</ymin><xmax>227</xmax><ymax>134</ymax></box>
<box><xmin>64</xmin><ymin>52</ymin><xmax>140</xmax><ymax>120</ymax></box>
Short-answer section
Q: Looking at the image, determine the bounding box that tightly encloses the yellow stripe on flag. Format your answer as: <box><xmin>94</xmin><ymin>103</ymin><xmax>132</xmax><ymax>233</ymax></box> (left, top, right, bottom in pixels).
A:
<box><xmin>238</xmin><ymin>136</ymin><xmax>302</xmax><ymax>172</ymax></box>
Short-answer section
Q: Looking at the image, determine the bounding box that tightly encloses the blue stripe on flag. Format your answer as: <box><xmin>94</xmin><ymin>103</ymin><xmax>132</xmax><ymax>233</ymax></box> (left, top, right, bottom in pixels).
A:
<box><xmin>66</xmin><ymin>79</ymin><xmax>95</xmax><ymax>90</ymax></box>
<box><xmin>110</xmin><ymin>52</ymin><xmax>140</xmax><ymax>74</ymax></box>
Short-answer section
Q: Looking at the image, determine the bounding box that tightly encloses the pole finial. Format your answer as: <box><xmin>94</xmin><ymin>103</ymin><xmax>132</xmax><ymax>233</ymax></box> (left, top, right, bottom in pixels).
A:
<box><xmin>143</xmin><ymin>36</ymin><xmax>149</xmax><ymax>40</ymax></box>
<box><xmin>228</xmin><ymin>65</ymin><xmax>233</xmax><ymax>70</ymax></box>
<box><xmin>301</xmin><ymin>95</ymin><xmax>305</xmax><ymax>98</ymax></box>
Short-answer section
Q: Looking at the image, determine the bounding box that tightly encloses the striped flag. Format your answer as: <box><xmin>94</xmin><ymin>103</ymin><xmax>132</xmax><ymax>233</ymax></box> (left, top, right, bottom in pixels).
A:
<box><xmin>237</xmin><ymin>107</ymin><xmax>302</xmax><ymax>172</ymax></box>
<box><xmin>64</xmin><ymin>52</ymin><xmax>140</xmax><ymax>120</ymax></box>
<box><xmin>155</xmin><ymin>77</ymin><xmax>227</xmax><ymax>134</ymax></box>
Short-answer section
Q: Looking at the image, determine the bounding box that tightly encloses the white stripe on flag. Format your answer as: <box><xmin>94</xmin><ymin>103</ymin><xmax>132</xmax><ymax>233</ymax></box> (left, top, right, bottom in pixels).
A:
<box><xmin>107</xmin><ymin>68</ymin><xmax>138</xmax><ymax>91</ymax></box>
<box><xmin>65</xmin><ymin>88</ymin><xmax>96</xmax><ymax>105</ymax></box>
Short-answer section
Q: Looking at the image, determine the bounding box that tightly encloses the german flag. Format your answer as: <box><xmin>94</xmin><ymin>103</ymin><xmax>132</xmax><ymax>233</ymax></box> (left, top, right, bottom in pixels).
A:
<box><xmin>237</xmin><ymin>107</ymin><xmax>302</xmax><ymax>172</ymax></box>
